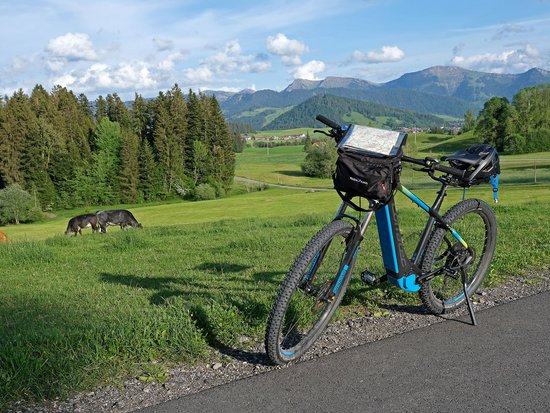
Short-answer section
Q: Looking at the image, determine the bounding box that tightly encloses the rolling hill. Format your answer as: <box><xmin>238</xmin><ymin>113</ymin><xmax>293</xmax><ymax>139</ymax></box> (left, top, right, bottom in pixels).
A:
<box><xmin>263</xmin><ymin>94</ymin><xmax>445</xmax><ymax>130</ymax></box>
<box><xmin>212</xmin><ymin>66</ymin><xmax>550</xmax><ymax>129</ymax></box>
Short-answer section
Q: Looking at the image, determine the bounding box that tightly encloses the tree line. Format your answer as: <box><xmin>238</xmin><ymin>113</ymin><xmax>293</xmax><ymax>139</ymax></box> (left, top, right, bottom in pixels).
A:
<box><xmin>471</xmin><ymin>84</ymin><xmax>550</xmax><ymax>153</ymax></box>
<box><xmin>0</xmin><ymin>84</ymin><xmax>236</xmax><ymax>215</ymax></box>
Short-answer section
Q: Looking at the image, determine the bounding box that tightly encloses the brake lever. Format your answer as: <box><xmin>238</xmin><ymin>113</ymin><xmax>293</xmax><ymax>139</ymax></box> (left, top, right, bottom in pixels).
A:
<box><xmin>314</xmin><ymin>129</ymin><xmax>333</xmax><ymax>137</ymax></box>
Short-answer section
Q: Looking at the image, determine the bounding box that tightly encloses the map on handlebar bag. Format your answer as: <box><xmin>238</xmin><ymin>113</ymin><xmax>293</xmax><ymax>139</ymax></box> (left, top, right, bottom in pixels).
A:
<box><xmin>338</xmin><ymin>124</ymin><xmax>406</xmax><ymax>157</ymax></box>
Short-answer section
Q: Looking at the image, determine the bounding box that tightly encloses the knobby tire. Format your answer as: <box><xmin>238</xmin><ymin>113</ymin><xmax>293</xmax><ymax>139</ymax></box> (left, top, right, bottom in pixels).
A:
<box><xmin>265</xmin><ymin>219</ymin><xmax>354</xmax><ymax>365</ymax></box>
<box><xmin>419</xmin><ymin>198</ymin><xmax>497</xmax><ymax>314</ymax></box>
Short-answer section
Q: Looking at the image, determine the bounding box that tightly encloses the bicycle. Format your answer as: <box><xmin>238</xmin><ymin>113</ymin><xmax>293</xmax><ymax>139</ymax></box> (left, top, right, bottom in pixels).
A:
<box><xmin>265</xmin><ymin>114</ymin><xmax>500</xmax><ymax>365</ymax></box>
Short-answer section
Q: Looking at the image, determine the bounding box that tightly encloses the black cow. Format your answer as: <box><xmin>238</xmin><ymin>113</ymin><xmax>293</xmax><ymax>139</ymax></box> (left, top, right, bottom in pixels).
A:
<box><xmin>96</xmin><ymin>209</ymin><xmax>142</xmax><ymax>233</ymax></box>
<box><xmin>65</xmin><ymin>214</ymin><xmax>100</xmax><ymax>236</ymax></box>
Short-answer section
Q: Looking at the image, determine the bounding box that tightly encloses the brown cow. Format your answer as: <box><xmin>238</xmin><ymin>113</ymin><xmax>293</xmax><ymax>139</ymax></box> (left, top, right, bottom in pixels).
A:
<box><xmin>65</xmin><ymin>214</ymin><xmax>99</xmax><ymax>236</ymax></box>
<box><xmin>0</xmin><ymin>230</ymin><xmax>7</xmax><ymax>242</ymax></box>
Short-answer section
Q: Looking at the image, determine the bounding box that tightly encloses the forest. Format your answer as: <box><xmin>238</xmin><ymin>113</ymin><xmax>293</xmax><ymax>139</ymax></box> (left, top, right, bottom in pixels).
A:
<box><xmin>0</xmin><ymin>84</ymin><xmax>236</xmax><ymax>215</ymax></box>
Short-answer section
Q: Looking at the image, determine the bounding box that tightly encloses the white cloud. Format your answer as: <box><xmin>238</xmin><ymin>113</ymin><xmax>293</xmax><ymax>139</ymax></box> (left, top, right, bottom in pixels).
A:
<box><xmin>46</xmin><ymin>32</ymin><xmax>99</xmax><ymax>61</ymax></box>
<box><xmin>352</xmin><ymin>46</ymin><xmax>405</xmax><ymax>63</ymax></box>
<box><xmin>183</xmin><ymin>66</ymin><xmax>214</xmax><ymax>83</ymax></box>
<box><xmin>293</xmin><ymin>60</ymin><xmax>325</xmax><ymax>80</ymax></box>
<box><xmin>266</xmin><ymin>33</ymin><xmax>309</xmax><ymax>65</ymax></box>
<box><xmin>204</xmin><ymin>40</ymin><xmax>271</xmax><ymax>73</ymax></box>
<box><xmin>183</xmin><ymin>40</ymin><xmax>271</xmax><ymax>85</ymax></box>
<box><xmin>52</xmin><ymin>61</ymin><xmax>157</xmax><ymax>92</ymax></box>
<box><xmin>451</xmin><ymin>44</ymin><xmax>541</xmax><ymax>73</ymax></box>
<box><xmin>45</xmin><ymin>57</ymin><xmax>66</xmax><ymax>72</ymax></box>
<box><xmin>157</xmin><ymin>51</ymin><xmax>186</xmax><ymax>72</ymax></box>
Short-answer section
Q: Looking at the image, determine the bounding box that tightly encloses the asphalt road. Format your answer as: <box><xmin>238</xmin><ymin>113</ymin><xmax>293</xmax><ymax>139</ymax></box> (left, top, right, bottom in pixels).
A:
<box><xmin>137</xmin><ymin>290</ymin><xmax>550</xmax><ymax>412</ymax></box>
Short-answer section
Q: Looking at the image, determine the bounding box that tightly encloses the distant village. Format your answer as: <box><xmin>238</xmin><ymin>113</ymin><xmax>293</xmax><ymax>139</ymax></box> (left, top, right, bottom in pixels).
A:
<box><xmin>243</xmin><ymin>122</ymin><xmax>464</xmax><ymax>143</ymax></box>
<box><xmin>242</xmin><ymin>133</ymin><xmax>307</xmax><ymax>142</ymax></box>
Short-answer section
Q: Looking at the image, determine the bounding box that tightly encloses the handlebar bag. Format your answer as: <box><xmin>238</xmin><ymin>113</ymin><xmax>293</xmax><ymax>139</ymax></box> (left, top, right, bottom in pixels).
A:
<box><xmin>332</xmin><ymin>125</ymin><xmax>406</xmax><ymax>207</ymax></box>
<box><xmin>333</xmin><ymin>148</ymin><xmax>402</xmax><ymax>206</ymax></box>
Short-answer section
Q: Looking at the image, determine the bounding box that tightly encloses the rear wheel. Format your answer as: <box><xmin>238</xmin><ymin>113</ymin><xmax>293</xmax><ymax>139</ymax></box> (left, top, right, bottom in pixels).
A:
<box><xmin>265</xmin><ymin>219</ymin><xmax>354</xmax><ymax>365</ymax></box>
<box><xmin>419</xmin><ymin>199</ymin><xmax>497</xmax><ymax>314</ymax></box>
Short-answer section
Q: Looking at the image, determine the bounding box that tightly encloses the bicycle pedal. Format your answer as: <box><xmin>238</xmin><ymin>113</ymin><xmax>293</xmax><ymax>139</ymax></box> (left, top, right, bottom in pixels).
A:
<box><xmin>361</xmin><ymin>270</ymin><xmax>384</xmax><ymax>286</ymax></box>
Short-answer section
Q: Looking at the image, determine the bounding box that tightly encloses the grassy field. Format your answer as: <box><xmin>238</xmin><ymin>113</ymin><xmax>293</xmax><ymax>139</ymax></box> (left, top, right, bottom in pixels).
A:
<box><xmin>236</xmin><ymin>132</ymin><xmax>550</xmax><ymax>188</ymax></box>
<box><xmin>2</xmin><ymin>131</ymin><xmax>550</xmax><ymax>409</ymax></box>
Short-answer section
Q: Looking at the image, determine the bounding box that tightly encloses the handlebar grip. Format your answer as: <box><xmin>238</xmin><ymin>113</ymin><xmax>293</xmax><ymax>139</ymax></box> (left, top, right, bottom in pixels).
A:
<box><xmin>433</xmin><ymin>163</ymin><xmax>466</xmax><ymax>178</ymax></box>
<box><xmin>316</xmin><ymin>114</ymin><xmax>340</xmax><ymax>130</ymax></box>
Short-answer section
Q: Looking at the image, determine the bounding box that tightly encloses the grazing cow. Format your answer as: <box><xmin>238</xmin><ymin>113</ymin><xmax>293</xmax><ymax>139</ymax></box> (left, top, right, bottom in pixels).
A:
<box><xmin>0</xmin><ymin>230</ymin><xmax>7</xmax><ymax>242</ymax></box>
<box><xmin>96</xmin><ymin>209</ymin><xmax>142</xmax><ymax>233</ymax></box>
<box><xmin>65</xmin><ymin>214</ymin><xmax>99</xmax><ymax>236</ymax></box>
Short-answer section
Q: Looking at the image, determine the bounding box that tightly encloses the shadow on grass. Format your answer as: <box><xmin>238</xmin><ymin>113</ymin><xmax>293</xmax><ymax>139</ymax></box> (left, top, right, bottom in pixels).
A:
<box><xmin>99</xmin><ymin>270</ymin><xmax>278</xmax><ymax>366</ymax></box>
<box><xmin>190</xmin><ymin>305</ymin><xmax>272</xmax><ymax>366</ymax></box>
<box><xmin>275</xmin><ymin>170</ymin><xmax>306</xmax><ymax>177</ymax></box>
<box><xmin>195</xmin><ymin>262</ymin><xmax>252</xmax><ymax>274</ymax></box>
<box><xmin>99</xmin><ymin>273</ymin><xmax>193</xmax><ymax>305</ymax></box>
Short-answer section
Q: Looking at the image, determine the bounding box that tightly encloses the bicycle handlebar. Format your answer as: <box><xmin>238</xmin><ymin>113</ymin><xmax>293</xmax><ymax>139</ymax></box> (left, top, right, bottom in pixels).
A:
<box><xmin>402</xmin><ymin>155</ymin><xmax>466</xmax><ymax>180</ymax></box>
<box><xmin>316</xmin><ymin>114</ymin><xmax>341</xmax><ymax>130</ymax></box>
<box><xmin>316</xmin><ymin>115</ymin><xmax>468</xmax><ymax>181</ymax></box>
<box><xmin>315</xmin><ymin>114</ymin><xmax>347</xmax><ymax>142</ymax></box>
<box><xmin>432</xmin><ymin>163</ymin><xmax>466</xmax><ymax>178</ymax></box>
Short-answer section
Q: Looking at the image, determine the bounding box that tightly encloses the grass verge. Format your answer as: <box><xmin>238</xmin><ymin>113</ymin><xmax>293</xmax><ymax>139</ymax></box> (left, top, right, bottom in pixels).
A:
<box><xmin>1</xmin><ymin>184</ymin><xmax>550</xmax><ymax>409</ymax></box>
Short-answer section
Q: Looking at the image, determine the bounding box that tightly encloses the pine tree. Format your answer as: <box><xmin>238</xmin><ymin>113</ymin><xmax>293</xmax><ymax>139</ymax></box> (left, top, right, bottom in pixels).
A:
<box><xmin>106</xmin><ymin>93</ymin><xmax>131</xmax><ymax>129</ymax></box>
<box><xmin>138</xmin><ymin>139</ymin><xmax>161</xmax><ymax>201</ymax></box>
<box><xmin>186</xmin><ymin>90</ymin><xmax>206</xmax><ymax>173</ymax></box>
<box><xmin>131</xmin><ymin>93</ymin><xmax>151</xmax><ymax>142</ymax></box>
<box><xmin>119</xmin><ymin>129</ymin><xmax>140</xmax><ymax>203</ymax></box>
<box><xmin>153</xmin><ymin>100</ymin><xmax>184</xmax><ymax>193</ymax></box>
<box><xmin>0</xmin><ymin>90</ymin><xmax>35</xmax><ymax>187</ymax></box>
<box><xmin>27</xmin><ymin>85</ymin><xmax>58</xmax><ymax>206</ymax></box>
<box><xmin>53</xmin><ymin>86</ymin><xmax>93</xmax><ymax>166</ymax></box>
<box><xmin>91</xmin><ymin>118</ymin><xmax>123</xmax><ymax>204</ymax></box>
<box><xmin>206</xmin><ymin>96</ymin><xmax>235</xmax><ymax>190</ymax></box>
<box><xmin>77</xmin><ymin>93</ymin><xmax>94</xmax><ymax>119</ymax></box>
<box><xmin>95</xmin><ymin>95</ymin><xmax>107</xmax><ymax>122</ymax></box>
<box><xmin>168</xmin><ymin>84</ymin><xmax>188</xmax><ymax>168</ymax></box>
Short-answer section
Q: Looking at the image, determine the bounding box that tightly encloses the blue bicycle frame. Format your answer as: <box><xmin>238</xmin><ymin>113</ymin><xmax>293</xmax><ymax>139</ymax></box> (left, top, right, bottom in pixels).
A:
<box><xmin>329</xmin><ymin>172</ymin><xmax>483</xmax><ymax>325</ymax></box>
<box><xmin>333</xmin><ymin>180</ymin><xmax>467</xmax><ymax>294</ymax></box>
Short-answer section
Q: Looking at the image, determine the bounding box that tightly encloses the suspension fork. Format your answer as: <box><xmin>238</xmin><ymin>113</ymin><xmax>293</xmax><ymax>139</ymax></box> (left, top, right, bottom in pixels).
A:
<box><xmin>321</xmin><ymin>204</ymin><xmax>374</xmax><ymax>299</ymax></box>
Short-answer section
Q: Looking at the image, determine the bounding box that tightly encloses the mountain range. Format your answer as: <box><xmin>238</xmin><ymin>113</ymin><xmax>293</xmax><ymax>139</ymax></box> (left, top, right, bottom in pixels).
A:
<box><xmin>209</xmin><ymin>66</ymin><xmax>550</xmax><ymax>130</ymax></box>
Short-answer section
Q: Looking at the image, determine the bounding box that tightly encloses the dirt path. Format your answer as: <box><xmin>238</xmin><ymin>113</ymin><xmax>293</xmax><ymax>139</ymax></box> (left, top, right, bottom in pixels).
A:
<box><xmin>234</xmin><ymin>176</ymin><xmax>331</xmax><ymax>192</ymax></box>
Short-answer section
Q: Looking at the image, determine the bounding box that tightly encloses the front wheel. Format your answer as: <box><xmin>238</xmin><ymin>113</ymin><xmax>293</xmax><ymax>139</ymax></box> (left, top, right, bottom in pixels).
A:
<box><xmin>265</xmin><ymin>219</ymin><xmax>354</xmax><ymax>365</ymax></box>
<box><xmin>419</xmin><ymin>198</ymin><xmax>497</xmax><ymax>314</ymax></box>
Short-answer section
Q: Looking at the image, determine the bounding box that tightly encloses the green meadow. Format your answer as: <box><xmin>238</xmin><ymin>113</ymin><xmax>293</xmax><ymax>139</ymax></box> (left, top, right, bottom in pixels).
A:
<box><xmin>1</xmin><ymin>132</ymin><xmax>550</xmax><ymax>409</ymax></box>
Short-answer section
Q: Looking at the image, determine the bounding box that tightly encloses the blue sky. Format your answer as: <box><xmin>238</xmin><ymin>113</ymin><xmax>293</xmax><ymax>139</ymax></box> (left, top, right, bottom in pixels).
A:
<box><xmin>1</xmin><ymin>0</ymin><xmax>549</xmax><ymax>99</ymax></box>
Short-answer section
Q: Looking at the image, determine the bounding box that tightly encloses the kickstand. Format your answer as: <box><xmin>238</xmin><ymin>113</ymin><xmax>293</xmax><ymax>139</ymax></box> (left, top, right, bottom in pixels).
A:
<box><xmin>461</xmin><ymin>267</ymin><xmax>477</xmax><ymax>326</ymax></box>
